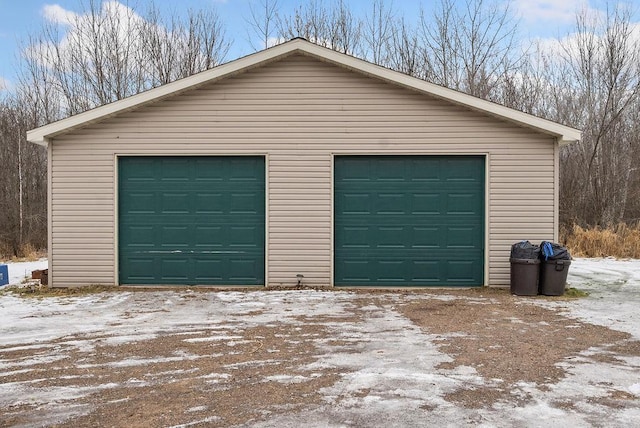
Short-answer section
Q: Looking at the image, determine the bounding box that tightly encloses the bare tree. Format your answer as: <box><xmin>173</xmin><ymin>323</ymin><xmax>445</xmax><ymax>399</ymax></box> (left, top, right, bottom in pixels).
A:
<box><xmin>18</xmin><ymin>0</ymin><xmax>231</xmax><ymax>117</ymax></box>
<box><xmin>278</xmin><ymin>1</ymin><xmax>326</xmax><ymax>44</ymax></box>
<box><xmin>326</xmin><ymin>0</ymin><xmax>360</xmax><ymax>54</ymax></box>
<box><xmin>178</xmin><ymin>7</ymin><xmax>230</xmax><ymax>78</ymax></box>
<box><xmin>0</xmin><ymin>95</ymin><xmax>47</xmax><ymax>257</ymax></box>
<box><xmin>246</xmin><ymin>0</ymin><xmax>281</xmax><ymax>50</ymax></box>
<box><xmin>491</xmin><ymin>46</ymin><xmax>551</xmax><ymax>117</ymax></box>
<box><xmin>361</xmin><ymin>0</ymin><xmax>395</xmax><ymax>65</ymax></box>
<box><xmin>388</xmin><ymin>17</ymin><xmax>422</xmax><ymax>77</ymax></box>
<box><xmin>140</xmin><ymin>5</ymin><xmax>230</xmax><ymax>85</ymax></box>
<box><xmin>419</xmin><ymin>0</ymin><xmax>522</xmax><ymax>100</ymax></box>
<box><xmin>277</xmin><ymin>0</ymin><xmax>360</xmax><ymax>54</ymax></box>
<box><xmin>418</xmin><ymin>0</ymin><xmax>455</xmax><ymax>87</ymax></box>
<box><xmin>552</xmin><ymin>5</ymin><xmax>640</xmax><ymax>227</ymax></box>
<box><xmin>140</xmin><ymin>6</ymin><xmax>180</xmax><ymax>86</ymax></box>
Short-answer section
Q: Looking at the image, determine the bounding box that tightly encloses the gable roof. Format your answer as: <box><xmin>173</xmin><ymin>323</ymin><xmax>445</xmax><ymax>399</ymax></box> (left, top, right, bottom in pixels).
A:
<box><xmin>27</xmin><ymin>38</ymin><xmax>581</xmax><ymax>146</ymax></box>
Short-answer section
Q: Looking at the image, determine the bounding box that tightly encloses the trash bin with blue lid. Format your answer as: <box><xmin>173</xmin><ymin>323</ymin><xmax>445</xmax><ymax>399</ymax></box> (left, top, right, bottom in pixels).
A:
<box><xmin>539</xmin><ymin>241</ymin><xmax>572</xmax><ymax>296</ymax></box>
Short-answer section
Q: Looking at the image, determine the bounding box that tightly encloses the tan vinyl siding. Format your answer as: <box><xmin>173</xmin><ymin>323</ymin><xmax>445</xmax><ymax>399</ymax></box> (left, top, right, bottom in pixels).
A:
<box><xmin>49</xmin><ymin>54</ymin><xmax>556</xmax><ymax>287</ymax></box>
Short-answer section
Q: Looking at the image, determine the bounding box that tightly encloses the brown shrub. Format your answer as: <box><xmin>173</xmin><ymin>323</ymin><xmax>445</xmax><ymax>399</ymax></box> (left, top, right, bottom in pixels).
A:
<box><xmin>0</xmin><ymin>241</ymin><xmax>46</xmax><ymax>262</ymax></box>
<box><xmin>562</xmin><ymin>223</ymin><xmax>640</xmax><ymax>258</ymax></box>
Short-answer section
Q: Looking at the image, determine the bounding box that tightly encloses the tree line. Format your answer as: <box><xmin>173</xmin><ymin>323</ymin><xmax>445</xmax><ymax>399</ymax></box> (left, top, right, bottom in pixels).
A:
<box><xmin>1</xmin><ymin>0</ymin><xmax>639</xmax><ymax>256</ymax></box>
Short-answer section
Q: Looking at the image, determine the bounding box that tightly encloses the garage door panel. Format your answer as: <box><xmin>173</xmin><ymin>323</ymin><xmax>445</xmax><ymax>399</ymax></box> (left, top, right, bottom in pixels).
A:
<box><xmin>376</xmin><ymin>193</ymin><xmax>407</xmax><ymax>214</ymax></box>
<box><xmin>444</xmin><ymin>158</ymin><xmax>484</xmax><ymax>181</ymax></box>
<box><xmin>335</xmin><ymin>158</ymin><xmax>371</xmax><ymax>181</ymax></box>
<box><xmin>122</xmin><ymin>258</ymin><xmax>155</xmax><ymax>281</ymax></box>
<box><xmin>337</xmin><ymin>259</ymin><xmax>370</xmax><ymax>282</ymax></box>
<box><xmin>447</xmin><ymin>226</ymin><xmax>483</xmax><ymax>248</ymax></box>
<box><xmin>412</xmin><ymin>193</ymin><xmax>441</xmax><ymax>214</ymax></box>
<box><xmin>161</xmin><ymin>258</ymin><xmax>189</xmax><ymax>280</ymax></box>
<box><xmin>336</xmin><ymin>254</ymin><xmax>483</xmax><ymax>286</ymax></box>
<box><xmin>335</xmin><ymin>257</ymin><xmax>439</xmax><ymax>285</ymax></box>
<box><xmin>377</xmin><ymin>158</ymin><xmax>406</xmax><ymax>181</ymax></box>
<box><xmin>195</xmin><ymin>193</ymin><xmax>224</xmax><ymax>214</ymax></box>
<box><xmin>230</xmin><ymin>192</ymin><xmax>263</xmax><ymax>213</ymax></box>
<box><xmin>447</xmin><ymin>193</ymin><xmax>481</xmax><ymax>214</ymax></box>
<box><xmin>161</xmin><ymin>193</ymin><xmax>190</xmax><ymax>213</ymax></box>
<box><xmin>412</xmin><ymin>260</ymin><xmax>441</xmax><ymax>282</ymax></box>
<box><xmin>340</xmin><ymin>226</ymin><xmax>371</xmax><ymax>248</ymax></box>
<box><xmin>412</xmin><ymin>226</ymin><xmax>441</xmax><ymax>248</ymax></box>
<box><xmin>410</xmin><ymin>158</ymin><xmax>441</xmax><ymax>181</ymax></box>
<box><xmin>123</xmin><ymin>193</ymin><xmax>156</xmax><ymax>213</ymax></box>
<box><xmin>119</xmin><ymin>156</ymin><xmax>265</xmax><ymax>286</ymax></box>
<box><xmin>339</xmin><ymin>193</ymin><xmax>371</xmax><ymax>214</ymax></box>
<box><xmin>377</xmin><ymin>226</ymin><xmax>407</xmax><ymax>248</ymax></box>
<box><xmin>160</xmin><ymin>225</ymin><xmax>190</xmax><ymax>247</ymax></box>
<box><xmin>335</xmin><ymin>156</ymin><xmax>484</xmax><ymax>286</ymax></box>
<box><xmin>122</xmin><ymin>225</ymin><xmax>155</xmax><ymax>246</ymax></box>
<box><xmin>195</xmin><ymin>226</ymin><xmax>223</xmax><ymax>247</ymax></box>
<box><xmin>194</xmin><ymin>259</ymin><xmax>224</xmax><ymax>282</ymax></box>
<box><xmin>229</xmin><ymin>226</ymin><xmax>263</xmax><ymax>247</ymax></box>
<box><xmin>194</xmin><ymin>159</ymin><xmax>224</xmax><ymax>181</ymax></box>
<box><xmin>125</xmin><ymin>158</ymin><xmax>155</xmax><ymax>180</ymax></box>
<box><xmin>445</xmin><ymin>260</ymin><xmax>482</xmax><ymax>284</ymax></box>
<box><xmin>229</xmin><ymin>258</ymin><xmax>263</xmax><ymax>281</ymax></box>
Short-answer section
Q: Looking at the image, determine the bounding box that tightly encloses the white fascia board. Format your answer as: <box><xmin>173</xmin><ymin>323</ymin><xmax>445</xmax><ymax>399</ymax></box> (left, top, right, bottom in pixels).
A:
<box><xmin>27</xmin><ymin>38</ymin><xmax>581</xmax><ymax>146</ymax></box>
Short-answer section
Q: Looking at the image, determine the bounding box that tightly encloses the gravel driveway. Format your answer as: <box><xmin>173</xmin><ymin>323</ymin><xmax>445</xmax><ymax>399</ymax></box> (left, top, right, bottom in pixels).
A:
<box><xmin>0</xmin><ymin>258</ymin><xmax>639</xmax><ymax>427</ymax></box>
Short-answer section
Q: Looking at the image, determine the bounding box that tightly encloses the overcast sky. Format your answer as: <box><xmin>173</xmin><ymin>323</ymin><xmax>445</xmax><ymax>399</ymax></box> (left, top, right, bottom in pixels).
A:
<box><xmin>0</xmin><ymin>0</ymin><xmax>635</xmax><ymax>92</ymax></box>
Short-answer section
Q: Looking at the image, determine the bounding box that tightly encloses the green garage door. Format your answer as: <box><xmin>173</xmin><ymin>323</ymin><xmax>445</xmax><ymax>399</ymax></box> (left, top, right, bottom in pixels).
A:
<box><xmin>335</xmin><ymin>156</ymin><xmax>484</xmax><ymax>286</ymax></box>
<box><xmin>118</xmin><ymin>156</ymin><xmax>265</xmax><ymax>285</ymax></box>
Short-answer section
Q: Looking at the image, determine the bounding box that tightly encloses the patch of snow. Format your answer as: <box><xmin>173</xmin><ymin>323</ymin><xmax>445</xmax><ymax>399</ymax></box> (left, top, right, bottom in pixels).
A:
<box><xmin>226</xmin><ymin>340</ymin><xmax>253</xmax><ymax>346</ymax></box>
<box><xmin>107</xmin><ymin>397</ymin><xmax>130</xmax><ymax>404</ymax></box>
<box><xmin>0</xmin><ymin>382</ymin><xmax>119</xmax><ymax>407</ymax></box>
<box><xmin>224</xmin><ymin>359</ymin><xmax>281</xmax><ymax>369</ymax></box>
<box><xmin>1</xmin><ymin>258</ymin><xmax>639</xmax><ymax>426</ymax></box>
<box><xmin>77</xmin><ymin>354</ymin><xmax>201</xmax><ymax>369</ymax></box>
<box><xmin>149</xmin><ymin>368</ymin><xmax>199</xmax><ymax>377</ymax></box>
<box><xmin>183</xmin><ymin>335</ymin><xmax>243</xmax><ymax>343</ymax></box>
<box><xmin>264</xmin><ymin>374</ymin><xmax>310</xmax><ymax>384</ymax></box>
<box><xmin>98</xmin><ymin>334</ymin><xmax>158</xmax><ymax>347</ymax></box>
<box><xmin>537</xmin><ymin>258</ymin><xmax>640</xmax><ymax>339</ymax></box>
<box><xmin>185</xmin><ymin>405</ymin><xmax>208</xmax><ymax>413</ymax></box>
<box><xmin>168</xmin><ymin>416</ymin><xmax>221</xmax><ymax>428</ymax></box>
<box><xmin>1</xmin><ymin>258</ymin><xmax>48</xmax><ymax>287</ymax></box>
<box><xmin>0</xmin><ymin>354</ymin><xmax>68</xmax><ymax>370</ymax></box>
<box><xmin>0</xmin><ymin>368</ymin><xmax>34</xmax><ymax>377</ymax></box>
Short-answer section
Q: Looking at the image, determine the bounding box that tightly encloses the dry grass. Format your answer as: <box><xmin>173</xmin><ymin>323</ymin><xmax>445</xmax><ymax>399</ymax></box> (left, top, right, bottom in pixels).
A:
<box><xmin>563</xmin><ymin>223</ymin><xmax>640</xmax><ymax>258</ymax></box>
<box><xmin>1</xmin><ymin>284</ymin><xmax>120</xmax><ymax>298</ymax></box>
<box><xmin>0</xmin><ymin>242</ymin><xmax>47</xmax><ymax>262</ymax></box>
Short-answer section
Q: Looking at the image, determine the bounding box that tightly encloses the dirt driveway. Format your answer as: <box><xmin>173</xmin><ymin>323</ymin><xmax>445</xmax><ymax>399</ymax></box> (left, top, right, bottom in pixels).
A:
<box><xmin>1</xmin><ymin>271</ymin><xmax>639</xmax><ymax>428</ymax></box>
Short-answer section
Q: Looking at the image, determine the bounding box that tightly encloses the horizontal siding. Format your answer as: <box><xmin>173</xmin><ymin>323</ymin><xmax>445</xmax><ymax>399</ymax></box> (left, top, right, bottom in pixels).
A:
<box><xmin>489</xmin><ymin>144</ymin><xmax>554</xmax><ymax>285</ymax></box>
<box><xmin>50</xmin><ymin>54</ymin><xmax>555</xmax><ymax>287</ymax></box>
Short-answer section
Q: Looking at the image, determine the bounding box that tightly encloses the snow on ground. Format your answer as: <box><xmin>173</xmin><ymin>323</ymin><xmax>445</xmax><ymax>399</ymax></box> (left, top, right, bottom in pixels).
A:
<box><xmin>0</xmin><ymin>257</ymin><xmax>639</xmax><ymax>426</ymax></box>
<box><xmin>2</xmin><ymin>256</ymin><xmax>637</xmax><ymax>335</ymax></box>
<box><xmin>541</xmin><ymin>257</ymin><xmax>640</xmax><ymax>339</ymax></box>
<box><xmin>0</xmin><ymin>258</ymin><xmax>48</xmax><ymax>287</ymax></box>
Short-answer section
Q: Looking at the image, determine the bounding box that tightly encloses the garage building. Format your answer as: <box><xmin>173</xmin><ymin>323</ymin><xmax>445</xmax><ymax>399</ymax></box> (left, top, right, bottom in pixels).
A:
<box><xmin>27</xmin><ymin>38</ymin><xmax>581</xmax><ymax>288</ymax></box>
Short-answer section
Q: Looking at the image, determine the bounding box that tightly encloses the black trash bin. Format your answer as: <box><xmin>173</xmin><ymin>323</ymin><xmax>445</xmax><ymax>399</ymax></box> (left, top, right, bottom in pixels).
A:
<box><xmin>510</xmin><ymin>241</ymin><xmax>541</xmax><ymax>296</ymax></box>
<box><xmin>510</xmin><ymin>258</ymin><xmax>540</xmax><ymax>295</ymax></box>
<box><xmin>539</xmin><ymin>241</ymin><xmax>572</xmax><ymax>296</ymax></box>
